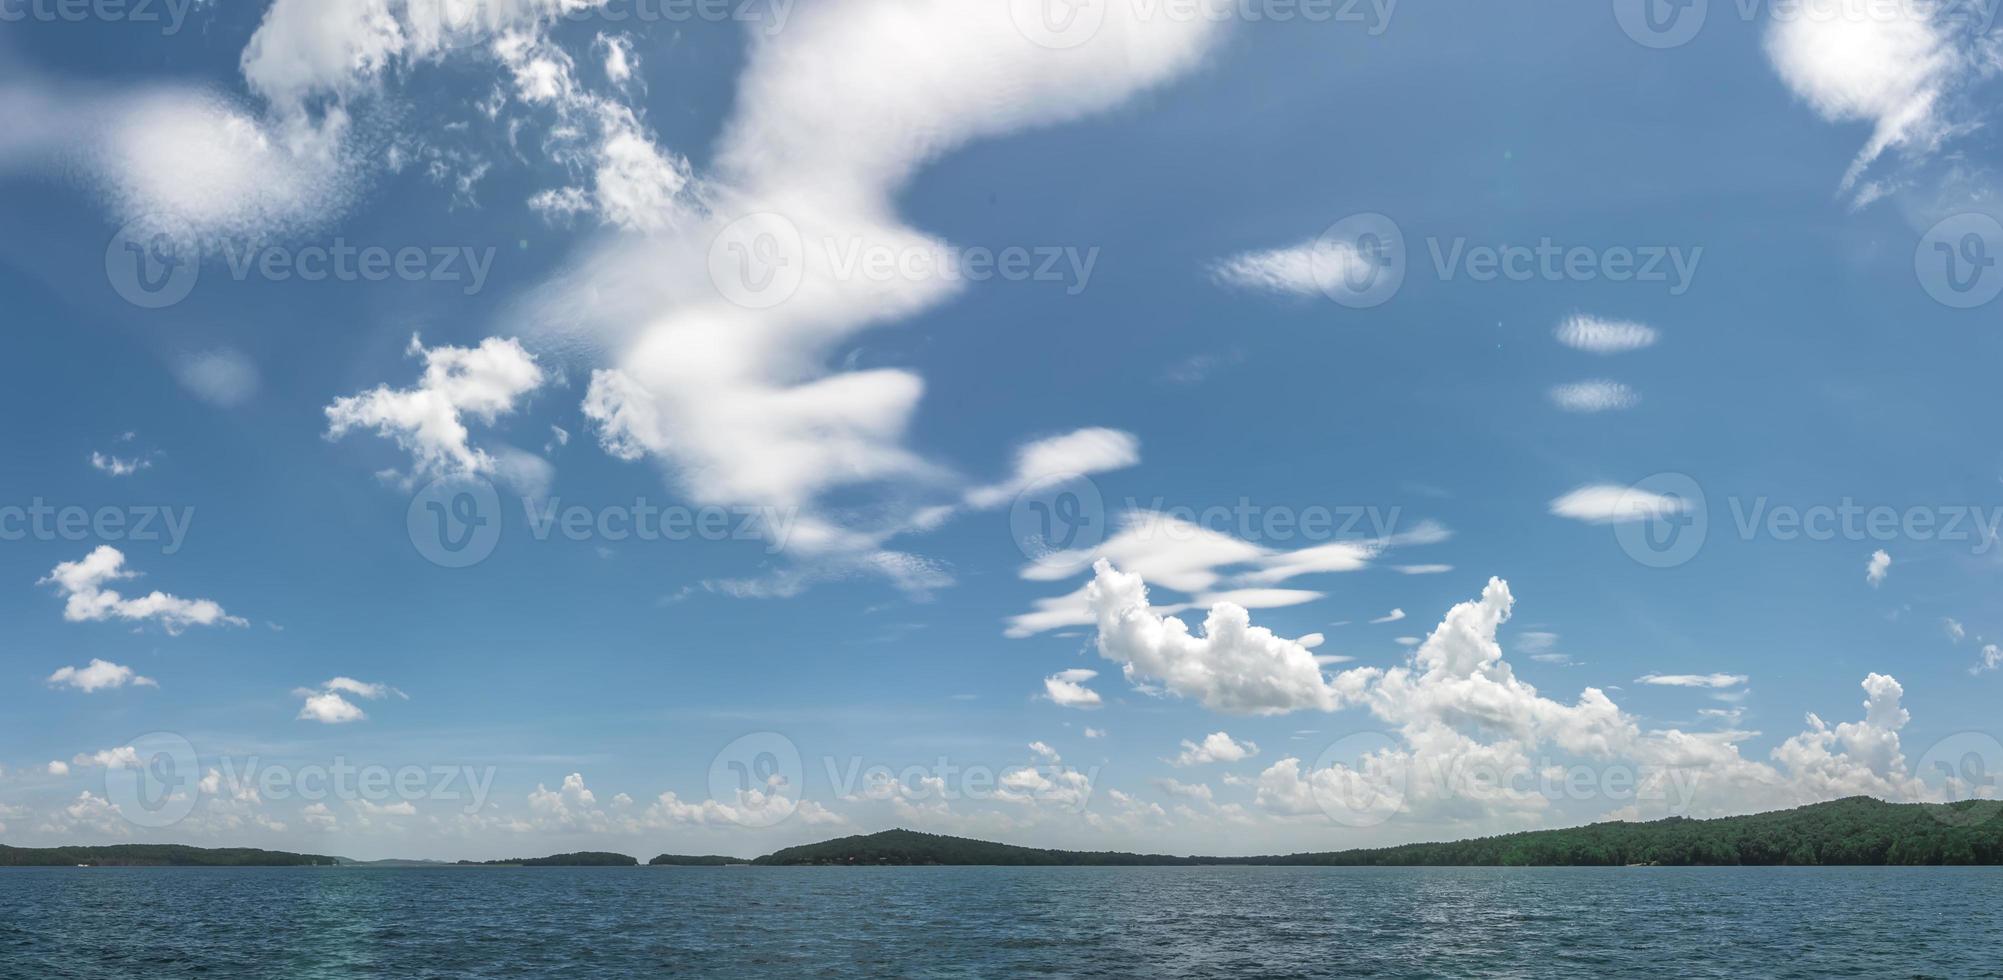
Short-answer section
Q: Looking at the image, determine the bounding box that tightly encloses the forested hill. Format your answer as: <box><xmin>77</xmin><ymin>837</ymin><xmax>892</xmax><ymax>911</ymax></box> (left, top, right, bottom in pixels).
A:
<box><xmin>0</xmin><ymin>845</ymin><xmax>336</xmax><ymax>867</ymax></box>
<box><xmin>753</xmin><ymin>798</ymin><xmax>2003</xmax><ymax>867</ymax></box>
<box><xmin>754</xmin><ymin>830</ymin><xmax>1195</xmax><ymax>867</ymax></box>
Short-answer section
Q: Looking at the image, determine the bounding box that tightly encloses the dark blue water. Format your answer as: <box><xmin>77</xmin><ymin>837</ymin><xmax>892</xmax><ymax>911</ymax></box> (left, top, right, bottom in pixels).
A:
<box><xmin>3</xmin><ymin>866</ymin><xmax>1998</xmax><ymax>978</ymax></box>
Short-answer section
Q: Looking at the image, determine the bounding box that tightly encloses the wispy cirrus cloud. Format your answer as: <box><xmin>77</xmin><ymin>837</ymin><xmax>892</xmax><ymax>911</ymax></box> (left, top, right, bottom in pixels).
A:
<box><xmin>1549</xmin><ymin>484</ymin><xmax>1690</xmax><ymax>525</ymax></box>
<box><xmin>1637</xmin><ymin>673</ymin><xmax>1748</xmax><ymax>689</ymax></box>
<box><xmin>1548</xmin><ymin>380</ymin><xmax>1639</xmax><ymax>413</ymax></box>
<box><xmin>1555</xmin><ymin>315</ymin><xmax>1657</xmax><ymax>354</ymax></box>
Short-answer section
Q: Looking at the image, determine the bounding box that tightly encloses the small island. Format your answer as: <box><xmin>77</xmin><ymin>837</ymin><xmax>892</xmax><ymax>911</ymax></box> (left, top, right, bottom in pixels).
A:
<box><xmin>647</xmin><ymin>853</ymin><xmax>746</xmax><ymax>866</ymax></box>
<box><xmin>456</xmin><ymin>851</ymin><xmax>638</xmax><ymax>867</ymax></box>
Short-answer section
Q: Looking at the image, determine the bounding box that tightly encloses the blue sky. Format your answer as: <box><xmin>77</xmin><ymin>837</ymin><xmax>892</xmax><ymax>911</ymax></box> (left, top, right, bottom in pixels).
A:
<box><xmin>2</xmin><ymin>0</ymin><xmax>2002</xmax><ymax>859</ymax></box>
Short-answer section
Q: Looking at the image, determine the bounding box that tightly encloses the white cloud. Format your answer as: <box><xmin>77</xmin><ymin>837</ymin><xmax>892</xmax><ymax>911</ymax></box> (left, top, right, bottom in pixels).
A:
<box><xmin>1393</xmin><ymin>564</ymin><xmax>1454</xmax><ymax>575</ymax></box>
<box><xmin>1549</xmin><ymin>484</ymin><xmax>1691</xmax><ymax>525</ymax></box>
<box><xmin>1084</xmin><ymin>727</ymin><xmax>1107</xmax><ymax>739</ymax></box>
<box><xmin>40</xmin><ymin>546</ymin><xmax>246</xmax><ymax>633</ymax></box>
<box><xmin>1209</xmin><ymin>237</ymin><xmax>1377</xmax><ymax>297</ymax></box>
<box><xmin>46</xmin><ymin>761</ymin><xmax>70</xmax><ymax>777</ymax></box>
<box><xmin>0</xmin><ymin>69</ymin><xmax>362</xmax><ymax>242</ymax></box>
<box><xmin>491</xmin><ymin>27</ymin><xmax>695</xmax><ymax>231</ymax></box>
<box><xmin>89</xmin><ymin>451</ymin><xmax>151</xmax><ymax>477</ymax></box>
<box><xmin>1370</xmin><ymin>608</ymin><xmax>1406</xmax><ymax>624</ymax></box>
<box><xmin>1554</xmin><ymin>315</ymin><xmax>1658</xmax><ymax>354</ymax></box>
<box><xmin>965</xmin><ymin>428</ymin><xmax>1141</xmax><ymax>510</ymax></box>
<box><xmin>512</xmin><ymin>0</ymin><xmax>1226</xmax><ymax>590</ymax></box>
<box><xmin>597</xmin><ymin>33</ymin><xmax>636</xmax><ymax>85</ymax></box>
<box><xmin>1943</xmin><ymin>618</ymin><xmax>1965</xmax><ymax>643</ymax></box>
<box><xmin>1008</xmin><ymin>511</ymin><xmax>1447</xmax><ymax>636</ymax></box>
<box><xmin>1321</xmin><ymin>578</ymin><xmax>1949</xmax><ymax>824</ymax></box>
<box><xmin>3</xmin><ymin>0</ymin><xmax>703</xmax><ymax>246</ymax></box>
<box><xmin>1085</xmin><ymin>560</ymin><xmax>1361</xmax><ymax>714</ymax></box>
<box><xmin>71</xmin><ymin>746</ymin><xmax>141</xmax><ymax>769</ymax></box>
<box><xmin>1637</xmin><ymin>673</ymin><xmax>1749</xmax><ymax>689</ymax></box>
<box><xmin>1866</xmin><ymin>549</ymin><xmax>1891</xmax><ymax>587</ymax></box>
<box><xmin>1762</xmin><ymin>0</ymin><xmax>1974</xmax><ymax>197</ymax></box>
<box><xmin>1548</xmin><ymin>380</ymin><xmax>1639</xmax><ymax>413</ymax></box>
<box><xmin>1028</xmin><ymin>741</ymin><xmax>1061</xmax><ymax>763</ymax></box>
<box><xmin>1974</xmin><ymin>644</ymin><xmax>2002</xmax><ymax>675</ymax></box>
<box><xmin>325</xmin><ymin>334</ymin><xmax>547</xmax><ymax>481</ymax></box>
<box><xmin>1171</xmin><ymin>731</ymin><xmax>1259</xmax><ymax>766</ymax></box>
<box><xmin>297</xmin><ymin>692</ymin><xmax>368</xmax><ymax>724</ymax></box>
<box><xmin>1043</xmin><ymin>669</ymin><xmax>1103</xmax><ymax>709</ymax></box>
<box><xmin>110</xmin><ymin>90</ymin><xmax>362</xmax><ymax>239</ymax></box>
<box><xmin>295</xmin><ymin>677</ymin><xmax>405</xmax><ymax>724</ymax></box>
<box><xmin>48</xmin><ymin>659</ymin><xmax>157</xmax><ymax>693</ymax></box>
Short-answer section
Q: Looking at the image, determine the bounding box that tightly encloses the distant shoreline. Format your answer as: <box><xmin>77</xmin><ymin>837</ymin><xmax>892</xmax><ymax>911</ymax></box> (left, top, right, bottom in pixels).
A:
<box><xmin>8</xmin><ymin>797</ymin><xmax>2000</xmax><ymax>868</ymax></box>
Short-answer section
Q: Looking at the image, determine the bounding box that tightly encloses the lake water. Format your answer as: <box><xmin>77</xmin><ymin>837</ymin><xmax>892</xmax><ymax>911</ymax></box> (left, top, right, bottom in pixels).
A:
<box><xmin>3</xmin><ymin>866</ymin><xmax>1997</xmax><ymax>978</ymax></box>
